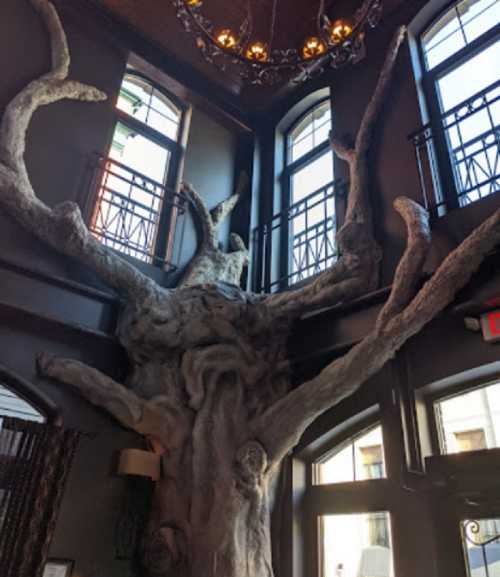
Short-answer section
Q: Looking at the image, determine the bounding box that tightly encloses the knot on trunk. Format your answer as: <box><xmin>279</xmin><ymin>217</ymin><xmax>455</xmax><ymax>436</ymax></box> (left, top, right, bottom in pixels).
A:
<box><xmin>142</xmin><ymin>524</ymin><xmax>187</xmax><ymax>577</ymax></box>
<box><xmin>235</xmin><ymin>440</ymin><xmax>267</xmax><ymax>495</ymax></box>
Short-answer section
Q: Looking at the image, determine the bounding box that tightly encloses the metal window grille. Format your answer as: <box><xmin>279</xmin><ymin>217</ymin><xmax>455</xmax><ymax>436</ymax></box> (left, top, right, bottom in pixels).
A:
<box><xmin>88</xmin><ymin>155</ymin><xmax>186</xmax><ymax>269</ymax></box>
<box><xmin>252</xmin><ymin>180</ymin><xmax>341</xmax><ymax>293</ymax></box>
<box><xmin>462</xmin><ymin>519</ymin><xmax>500</xmax><ymax>577</ymax></box>
<box><xmin>411</xmin><ymin>79</ymin><xmax>500</xmax><ymax>213</ymax></box>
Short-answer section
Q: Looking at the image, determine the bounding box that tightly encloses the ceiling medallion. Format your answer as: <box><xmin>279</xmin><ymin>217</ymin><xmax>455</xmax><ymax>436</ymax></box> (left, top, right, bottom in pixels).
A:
<box><xmin>172</xmin><ymin>0</ymin><xmax>383</xmax><ymax>86</ymax></box>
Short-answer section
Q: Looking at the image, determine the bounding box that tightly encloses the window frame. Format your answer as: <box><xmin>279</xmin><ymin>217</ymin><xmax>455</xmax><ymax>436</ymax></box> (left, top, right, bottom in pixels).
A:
<box><xmin>90</xmin><ymin>70</ymin><xmax>189</xmax><ymax>268</ymax></box>
<box><xmin>312</xmin><ymin>421</ymin><xmax>388</xmax><ymax>486</ymax></box>
<box><xmin>280</xmin><ymin>97</ymin><xmax>336</xmax><ymax>289</ymax></box>
<box><xmin>417</xmin><ymin>2</ymin><xmax>500</xmax><ymax>213</ymax></box>
<box><xmin>426</xmin><ymin>374</ymin><xmax>500</xmax><ymax>456</ymax></box>
<box><xmin>0</xmin><ymin>364</ymin><xmax>59</xmax><ymax>424</ymax></box>
<box><xmin>298</xmin><ymin>407</ymin><xmax>397</xmax><ymax>577</ymax></box>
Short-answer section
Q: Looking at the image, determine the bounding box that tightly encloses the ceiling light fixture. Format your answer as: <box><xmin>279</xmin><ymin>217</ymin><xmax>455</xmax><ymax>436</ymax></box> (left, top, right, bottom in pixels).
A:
<box><xmin>172</xmin><ymin>0</ymin><xmax>383</xmax><ymax>86</ymax></box>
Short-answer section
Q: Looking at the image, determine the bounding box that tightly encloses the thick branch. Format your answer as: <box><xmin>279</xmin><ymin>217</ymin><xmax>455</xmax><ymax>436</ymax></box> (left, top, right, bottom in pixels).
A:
<box><xmin>355</xmin><ymin>26</ymin><xmax>406</xmax><ymax>156</ymax></box>
<box><xmin>32</xmin><ymin>0</ymin><xmax>70</xmax><ymax>79</ymax></box>
<box><xmin>329</xmin><ymin>136</ymin><xmax>354</xmax><ymax>163</ymax></box>
<box><xmin>37</xmin><ymin>353</ymin><xmax>145</xmax><ymax>430</ymax></box>
<box><xmin>376</xmin><ymin>197</ymin><xmax>431</xmax><ymax>327</ymax></box>
<box><xmin>179</xmin><ymin>174</ymin><xmax>249</xmax><ymax>286</ymax></box>
<box><xmin>0</xmin><ymin>0</ymin><xmax>157</xmax><ymax>302</ymax></box>
<box><xmin>210</xmin><ymin>171</ymin><xmax>249</xmax><ymax>231</ymax></box>
<box><xmin>181</xmin><ymin>182</ymin><xmax>217</xmax><ymax>249</ymax></box>
<box><xmin>36</xmin><ymin>353</ymin><xmax>180</xmax><ymax>439</ymax></box>
<box><xmin>253</xmin><ymin>203</ymin><xmax>500</xmax><ymax>466</ymax></box>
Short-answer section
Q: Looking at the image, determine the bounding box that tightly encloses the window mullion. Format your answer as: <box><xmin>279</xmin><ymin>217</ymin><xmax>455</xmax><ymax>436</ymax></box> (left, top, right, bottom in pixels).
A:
<box><xmin>426</xmin><ymin>72</ymin><xmax>460</xmax><ymax>212</ymax></box>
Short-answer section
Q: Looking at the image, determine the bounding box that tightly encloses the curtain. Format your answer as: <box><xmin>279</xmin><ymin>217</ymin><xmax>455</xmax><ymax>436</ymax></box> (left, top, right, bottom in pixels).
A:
<box><xmin>0</xmin><ymin>417</ymin><xmax>81</xmax><ymax>577</ymax></box>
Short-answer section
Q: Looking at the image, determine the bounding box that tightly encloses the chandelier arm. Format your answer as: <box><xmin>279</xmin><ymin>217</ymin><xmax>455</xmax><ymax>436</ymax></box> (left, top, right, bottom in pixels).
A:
<box><xmin>172</xmin><ymin>0</ymin><xmax>383</xmax><ymax>81</ymax></box>
<box><xmin>269</xmin><ymin>0</ymin><xmax>279</xmax><ymax>51</ymax></box>
<box><xmin>242</xmin><ymin>0</ymin><xmax>253</xmax><ymax>47</ymax></box>
<box><xmin>317</xmin><ymin>0</ymin><xmax>326</xmax><ymax>33</ymax></box>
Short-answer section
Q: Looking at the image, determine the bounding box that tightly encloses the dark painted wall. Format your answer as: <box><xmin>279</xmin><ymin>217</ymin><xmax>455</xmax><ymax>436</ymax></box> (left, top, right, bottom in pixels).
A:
<box><xmin>173</xmin><ymin>107</ymin><xmax>238</xmax><ymax>271</ymax></box>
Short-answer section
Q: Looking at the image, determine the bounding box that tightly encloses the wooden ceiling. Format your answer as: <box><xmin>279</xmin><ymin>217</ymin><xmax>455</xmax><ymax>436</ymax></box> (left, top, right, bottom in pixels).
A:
<box><xmin>95</xmin><ymin>0</ymin><xmax>404</xmax><ymax>116</ymax></box>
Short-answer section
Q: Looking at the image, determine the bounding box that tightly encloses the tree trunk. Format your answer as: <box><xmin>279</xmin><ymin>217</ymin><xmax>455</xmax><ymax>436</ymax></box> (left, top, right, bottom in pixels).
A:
<box><xmin>113</xmin><ymin>286</ymin><xmax>287</xmax><ymax>577</ymax></box>
<box><xmin>138</xmin><ymin>350</ymin><xmax>278</xmax><ymax>577</ymax></box>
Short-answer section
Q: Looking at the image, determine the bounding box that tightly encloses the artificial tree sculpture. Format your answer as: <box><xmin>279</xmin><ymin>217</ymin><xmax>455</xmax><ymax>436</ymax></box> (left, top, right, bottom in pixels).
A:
<box><xmin>1</xmin><ymin>1</ymin><xmax>500</xmax><ymax>577</ymax></box>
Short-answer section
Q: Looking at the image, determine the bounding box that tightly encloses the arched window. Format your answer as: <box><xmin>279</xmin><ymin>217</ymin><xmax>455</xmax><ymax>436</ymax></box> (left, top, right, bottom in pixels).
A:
<box><xmin>416</xmin><ymin>0</ymin><xmax>499</xmax><ymax>212</ymax></box>
<box><xmin>0</xmin><ymin>382</ymin><xmax>44</xmax><ymax>423</ymax></box>
<box><xmin>306</xmin><ymin>420</ymin><xmax>394</xmax><ymax>577</ymax></box>
<box><xmin>284</xmin><ymin>99</ymin><xmax>335</xmax><ymax>286</ymax></box>
<box><xmin>90</xmin><ymin>72</ymin><xmax>186</xmax><ymax>267</ymax></box>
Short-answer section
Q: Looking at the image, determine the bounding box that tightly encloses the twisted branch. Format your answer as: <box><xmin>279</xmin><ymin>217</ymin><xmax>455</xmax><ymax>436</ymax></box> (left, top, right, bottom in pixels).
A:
<box><xmin>0</xmin><ymin>0</ymin><xmax>158</xmax><ymax>302</ymax></box>
<box><xmin>253</xmin><ymin>198</ymin><xmax>500</xmax><ymax>466</ymax></box>
<box><xmin>179</xmin><ymin>172</ymin><xmax>250</xmax><ymax>286</ymax></box>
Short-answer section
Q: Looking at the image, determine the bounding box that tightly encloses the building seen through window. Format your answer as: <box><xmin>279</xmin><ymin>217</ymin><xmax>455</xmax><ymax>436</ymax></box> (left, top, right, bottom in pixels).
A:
<box><xmin>312</xmin><ymin>423</ymin><xmax>392</xmax><ymax>577</ymax></box>
<box><xmin>315</xmin><ymin>424</ymin><xmax>386</xmax><ymax>484</ymax></box>
<box><xmin>90</xmin><ymin>72</ymin><xmax>185</xmax><ymax>266</ymax></box>
<box><xmin>435</xmin><ymin>380</ymin><xmax>500</xmax><ymax>454</ymax></box>
<box><xmin>418</xmin><ymin>0</ymin><xmax>500</xmax><ymax>211</ymax></box>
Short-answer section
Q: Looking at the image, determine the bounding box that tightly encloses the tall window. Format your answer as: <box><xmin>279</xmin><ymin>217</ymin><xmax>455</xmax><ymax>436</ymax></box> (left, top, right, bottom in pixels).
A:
<box><xmin>311</xmin><ymin>423</ymin><xmax>394</xmax><ymax>577</ymax></box>
<box><xmin>418</xmin><ymin>0</ymin><xmax>500</xmax><ymax>211</ymax></box>
<box><xmin>90</xmin><ymin>72</ymin><xmax>186</xmax><ymax>266</ymax></box>
<box><xmin>285</xmin><ymin>100</ymin><xmax>336</xmax><ymax>285</ymax></box>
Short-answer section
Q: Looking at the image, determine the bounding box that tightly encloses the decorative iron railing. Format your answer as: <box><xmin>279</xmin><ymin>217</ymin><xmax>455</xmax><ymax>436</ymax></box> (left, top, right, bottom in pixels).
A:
<box><xmin>411</xmin><ymin>79</ymin><xmax>500</xmax><ymax>214</ymax></box>
<box><xmin>252</xmin><ymin>180</ymin><xmax>342</xmax><ymax>293</ymax></box>
<box><xmin>85</xmin><ymin>155</ymin><xmax>186</xmax><ymax>269</ymax></box>
<box><xmin>462</xmin><ymin>519</ymin><xmax>500</xmax><ymax>577</ymax></box>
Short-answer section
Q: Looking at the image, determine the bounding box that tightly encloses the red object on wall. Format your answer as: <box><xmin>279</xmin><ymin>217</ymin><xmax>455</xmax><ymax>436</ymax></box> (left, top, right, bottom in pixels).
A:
<box><xmin>480</xmin><ymin>310</ymin><xmax>500</xmax><ymax>342</ymax></box>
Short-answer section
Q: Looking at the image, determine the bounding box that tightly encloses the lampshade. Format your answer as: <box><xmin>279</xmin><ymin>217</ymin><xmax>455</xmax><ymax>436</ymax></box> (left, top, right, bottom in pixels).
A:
<box><xmin>117</xmin><ymin>448</ymin><xmax>160</xmax><ymax>481</ymax></box>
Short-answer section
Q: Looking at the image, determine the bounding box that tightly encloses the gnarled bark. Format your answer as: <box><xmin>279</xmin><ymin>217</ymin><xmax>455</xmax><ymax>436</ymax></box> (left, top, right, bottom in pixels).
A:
<box><xmin>2</xmin><ymin>4</ymin><xmax>500</xmax><ymax>577</ymax></box>
<box><xmin>179</xmin><ymin>172</ymin><xmax>250</xmax><ymax>287</ymax></box>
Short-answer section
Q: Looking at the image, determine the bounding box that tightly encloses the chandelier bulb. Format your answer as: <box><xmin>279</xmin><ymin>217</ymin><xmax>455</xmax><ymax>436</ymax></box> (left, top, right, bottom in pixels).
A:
<box><xmin>245</xmin><ymin>41</ymin><xmax>269</xmax><ymax>62</ymax></box>
<box><xmin>185</xmin><ymin>0</ymin><xmax>203</xmax><ymax>7</ymax></box>
<box><xmin>215</xmin><ymin>28</ymin><xmax>238</xmax><ymax>50</ymax></box>
<box><xmin>302</xmin><ymin>36</ymin><xmax>327</xmax><ymax>59</ymax></box>
<box><xmin>329</xmin><ymin>19</ymin><xmax>353</xmax><ymax>45</ymax></box>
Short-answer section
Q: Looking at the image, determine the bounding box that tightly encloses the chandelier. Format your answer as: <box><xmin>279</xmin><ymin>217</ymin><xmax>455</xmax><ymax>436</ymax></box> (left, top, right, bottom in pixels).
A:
<box><xmin>172</xmin><ymin>0</ymin><xmax>383</xmax><ymax>86</ymax></box>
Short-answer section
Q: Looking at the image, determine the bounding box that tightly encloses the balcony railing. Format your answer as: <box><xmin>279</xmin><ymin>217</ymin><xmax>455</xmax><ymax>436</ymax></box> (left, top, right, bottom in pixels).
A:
<box><xmin>411</xmin><ymin>79</ymin><xmax>500</xmax><ymax>214</ymax></box>
<box><xmin>85</xmin><ymin>156</ymin><xmax>186</xmax><ymax>269</ymax></box>
<box><xmin>252</xmin><ymin>180</ymin><xmax>342</xmax><ymax>293</ymax></box>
